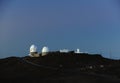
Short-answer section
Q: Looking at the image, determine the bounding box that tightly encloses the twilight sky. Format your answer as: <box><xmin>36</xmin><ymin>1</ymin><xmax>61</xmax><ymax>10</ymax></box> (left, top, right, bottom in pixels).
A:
<box><xmin>0</xmin><ymin>0</ymin><xmax>120</xmax><ymax>59</ymax></box>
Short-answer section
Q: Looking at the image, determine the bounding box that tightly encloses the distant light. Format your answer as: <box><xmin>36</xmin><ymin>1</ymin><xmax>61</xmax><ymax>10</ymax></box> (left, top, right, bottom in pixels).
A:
<box><xmin>100</xmin><ymin>65</ymin><xmax>104</xmax><ymax>68</ymax></box>
<box><xmin>89</xmin><ymin>66</ymin><xmax>93</xmax><ymax>69</ymax></box>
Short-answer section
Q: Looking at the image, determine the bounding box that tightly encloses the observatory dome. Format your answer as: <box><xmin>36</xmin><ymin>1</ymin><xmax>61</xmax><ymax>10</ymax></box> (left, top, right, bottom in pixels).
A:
<box><xmin>41</xmin><ymin>46</ymin><xmax>49</xmax><ymax>56</ymax></box>
<box><xmin>30</xmin><ymin>45</ymin><xmax>37</xmax><ymax>52</ymax></box>
<box><xmin>42</xmin><ymin>46</ymin><xmax>49</xmax><ymax>53</ymax></box>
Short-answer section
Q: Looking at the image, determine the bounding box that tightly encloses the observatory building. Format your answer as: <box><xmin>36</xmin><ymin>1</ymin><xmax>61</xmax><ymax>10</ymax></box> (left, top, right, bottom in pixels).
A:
<box><xmin>60</xmin><ymin>49</ymin><xmax>69</xmax><ymax>53</ymax></box>
<box><xmin>28</xmin><ymin>45</ymin><xmax>84</xmax><ymax>57</ymax></box>
<box><xmin>41</xmin><ymin>46</ymin><xmax>49</xmax><ymax>56</ymax></box>
<box><xmin>75</xmin><ymin>49</ymin><xmax>81</xmax><ymax>54</ymax></box>
<box><xmin>29</xmin><ymin>45</ymin><xmax>39</xmax><ymax>57</ymax></box>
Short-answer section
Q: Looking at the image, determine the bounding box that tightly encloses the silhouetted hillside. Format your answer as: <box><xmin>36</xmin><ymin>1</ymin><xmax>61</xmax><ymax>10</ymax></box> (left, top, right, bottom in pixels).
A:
<box><xmin>0</xmin><ymin>52</ymin><xmax>120</xmax><ymax>83</ymax></box>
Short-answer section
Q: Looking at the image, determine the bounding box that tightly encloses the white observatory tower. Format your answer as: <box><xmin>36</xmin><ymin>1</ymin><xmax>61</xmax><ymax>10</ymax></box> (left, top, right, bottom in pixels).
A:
<box><xmin>75</xmin><ymin>48</ymin><xmax>81</xmax><ymax>54</ymax></box>
<box><xmin>41</xmin><ymin>46</ymin><xmax>49</xmax><ymax>56</ymax></box>
<box><xmin>29</xmin><ymin>45</ymin><xmax>39</xmax><ymax>57</ymax></box>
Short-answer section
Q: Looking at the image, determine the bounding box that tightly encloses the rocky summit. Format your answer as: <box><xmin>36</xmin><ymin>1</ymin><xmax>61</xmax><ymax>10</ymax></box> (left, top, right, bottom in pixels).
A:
<box><xmin>0</xmin><ymin>52</ymin><xmax>120</xmax><ymax>83</ymax></box>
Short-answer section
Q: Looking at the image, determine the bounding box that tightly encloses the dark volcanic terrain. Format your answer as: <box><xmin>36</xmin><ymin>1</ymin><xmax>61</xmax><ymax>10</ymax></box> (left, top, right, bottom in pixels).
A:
<box><xmin>0</xmin><ymin>52</ymin><xmax>120</xmax><ymax>83</ymax></box>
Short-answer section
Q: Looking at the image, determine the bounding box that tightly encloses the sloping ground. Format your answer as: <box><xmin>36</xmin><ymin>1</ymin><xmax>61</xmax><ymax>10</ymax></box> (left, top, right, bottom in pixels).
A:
<box><xmin>0</xmin><ymin>52</ymin><xmax>120</xmax><ymax>83</ymax></box>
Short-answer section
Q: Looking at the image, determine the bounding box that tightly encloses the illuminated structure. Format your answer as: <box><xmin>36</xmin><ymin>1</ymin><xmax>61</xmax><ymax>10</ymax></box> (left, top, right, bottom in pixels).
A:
<box><xmin>28</xmin><ymin>45</ymin><xmax>84</xmax><ymax>57</ymax></box>
<box><xmin>75</xmin><ymin>49</ymin><xmax>81</xmax><ymax>54</ymax></box>
<box><xmin>41</xmin><ymin>46</ymin><xmax>49</xmax><ymax>56</ymax></box>
<box><xmin>29</xmin><ymin>45</ymin><xmax>39</xmax><ymax>57</ymax></box>
<box><xmin>60</xmin><ymin>49</ymin><xmax>69</xmax><ymax>53</ymax></box>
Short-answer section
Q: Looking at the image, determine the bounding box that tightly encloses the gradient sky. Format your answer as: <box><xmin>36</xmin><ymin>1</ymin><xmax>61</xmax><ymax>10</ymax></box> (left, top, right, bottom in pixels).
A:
<box><xmin>0</xmin><ymin>0</ymin><xmax>120</xmax><ymax>59</ymax></box>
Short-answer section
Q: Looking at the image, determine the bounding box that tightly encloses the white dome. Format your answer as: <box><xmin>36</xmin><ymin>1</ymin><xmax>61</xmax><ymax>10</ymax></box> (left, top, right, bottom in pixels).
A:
<box><xmin>75</xmin><ymin>49</ymin><xmax>80</xmax><ymax>53</ymax></box>
<box><xmin>30</xmin><ymin>45</ymin><xmax>37</xmax><ymax>52</ymax></box>
<box><xmin>42</xmin><ymin>46</ymin><xmax>49</xmax><ymax>53</ymax></box>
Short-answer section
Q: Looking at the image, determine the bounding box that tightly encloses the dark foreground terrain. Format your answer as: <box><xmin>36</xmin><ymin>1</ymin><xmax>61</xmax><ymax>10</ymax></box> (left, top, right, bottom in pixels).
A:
<box><xmin>0</xmin><ymin>52</ymin><xmax>120</xmax><ymax>83</ymax></box>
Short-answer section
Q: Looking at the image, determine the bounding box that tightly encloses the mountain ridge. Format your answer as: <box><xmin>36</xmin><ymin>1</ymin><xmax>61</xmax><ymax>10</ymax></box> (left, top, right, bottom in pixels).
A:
<box><xmin>0</xmin><ymin>52</ymin><xmax>120</xmax><ymax>83</ymax></box>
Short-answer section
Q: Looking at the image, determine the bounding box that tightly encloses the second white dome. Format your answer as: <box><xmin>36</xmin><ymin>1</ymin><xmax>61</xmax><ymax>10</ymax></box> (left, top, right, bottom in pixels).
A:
<box><xmin>42</xmin><ymin>46</ymin><xmax>49</xmax><ymax>53</ymax></box>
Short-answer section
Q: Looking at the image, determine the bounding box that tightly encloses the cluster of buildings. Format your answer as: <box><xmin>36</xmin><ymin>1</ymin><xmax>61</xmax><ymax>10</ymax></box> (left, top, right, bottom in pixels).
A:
<box><xmin>29</xmin><ymin>45</ymin><xmax>49</xmax><ymax>57</ymax></box>
<box><xmin>29</xmin><ymin>44</ymin><xmax>82</xmax><ymax>57</ymax></box>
